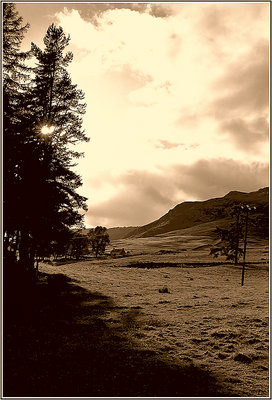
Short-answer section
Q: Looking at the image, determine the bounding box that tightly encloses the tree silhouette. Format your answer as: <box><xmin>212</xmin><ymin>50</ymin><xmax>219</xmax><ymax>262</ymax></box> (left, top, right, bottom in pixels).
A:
<box><xmin>3</xmin><ymin>11</ymin><xmax>90</xmax><ymax>273</ymax></box>
<box><xmin>209</xmin><ymin>204</ymin><xmax>258</xmax><ymax>264</ymax></box>
<box><xmin>68</xmin><ymin>232</ymin><xmax>90</xmax><ymax>260</ymax></box>
<box><xmin>3</xmin><ymin>3</ymin><xmax>31</xmax><ymax>91</ymax></box>
<box><xmin>89</xmin><ymin>227</ymin><xmax>110</xmax><ymax>257</ymax></box>
<box><xmin>30</xmin><ymin>24</ymin><xmax>89</xmax><ymax>165</ymax></box>
<box><xmin>21</xmin><ymin>24</ymin><xmax>90</xmax><ymax>269</ymax></box>
<box><xmin>3</xmin><ymin>3</ymin><xmax>32</xmax><ymax>266</ymax></box>
<box><xmin>210</xmin><ymin>225</ymin><xmax>244</xmax><ymax>263</ymax></box>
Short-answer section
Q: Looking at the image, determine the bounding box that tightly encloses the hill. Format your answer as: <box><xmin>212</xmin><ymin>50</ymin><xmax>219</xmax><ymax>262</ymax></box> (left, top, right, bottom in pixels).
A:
<box><xmin>123</xmin><ymin>187</ymin><xmax>269</xmax><ymax>239</ymax></box>
<box><xmin>107</xmin><ymin>226</ymin><xmax>138</xmax><ymax>241</ymax></box>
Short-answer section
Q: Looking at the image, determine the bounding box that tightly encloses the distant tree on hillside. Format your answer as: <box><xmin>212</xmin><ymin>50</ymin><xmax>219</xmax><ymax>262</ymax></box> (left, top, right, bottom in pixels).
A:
<box><xmin>209</xmin><ymin>204</ymin><xmax>258</xmax><ymax>264</ymax></box>
<box><xmin>248</xmin><ymin>204</ymin><xmax>269</xmax><ymax>239</ymax></box>
<box><xmin>68</xmin><ymin>232</ymin><xmax>89</xmax><ymax>260</ymax></box>
<box><xmin>210</xmin><ymin>225</ymin><xmax>244</xmax><ymax>263</ymax></box>
<box><xmin>89</xmin><ymin>227</ymin><xmax>110</xmax><ymax>257</ymax></box>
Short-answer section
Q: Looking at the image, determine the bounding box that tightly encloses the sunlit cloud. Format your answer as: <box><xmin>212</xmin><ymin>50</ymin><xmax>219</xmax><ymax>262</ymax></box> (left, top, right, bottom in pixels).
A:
<box><xmin>18</xmin><ymin>2</ymin><xmax>269</xmax><ymax>227</ymax></box>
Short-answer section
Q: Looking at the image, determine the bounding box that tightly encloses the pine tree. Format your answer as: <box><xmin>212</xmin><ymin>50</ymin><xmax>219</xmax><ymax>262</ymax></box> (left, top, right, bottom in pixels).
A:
<box><xmin>30</xmin><ymin>24</ymin><xmax>89</xmax><ymax>165</ymax></box>
<box><xmin>18</xmin><ymin>24</ymin><xmax>90</xmax><ymax>268</ymax></box>
<box><xmin>3</xmin><ymin>16</ymin><xmax>90</xmax><ymax>272</ymax></box>
<box><xmin>3</xmin><ymin>3</ymin><xmax>30</xmax><ymax>92</ymax></box>
<box><xmin>3</xmin><ymin>3</ymin><xmax>31</xmax><ymax>261</ymax></box>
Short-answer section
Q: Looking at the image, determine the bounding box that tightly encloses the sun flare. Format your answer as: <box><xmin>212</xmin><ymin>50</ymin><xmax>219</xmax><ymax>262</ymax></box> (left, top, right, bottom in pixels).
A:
<box><xmin>41</xmin><ymin>125</ymin><xmax>54</xmax><ymax>135</ymax></box>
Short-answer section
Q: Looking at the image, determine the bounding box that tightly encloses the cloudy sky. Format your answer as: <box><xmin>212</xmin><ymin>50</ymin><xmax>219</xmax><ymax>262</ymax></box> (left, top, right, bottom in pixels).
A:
<box><xmin>16</xmin><ymin>2</ymin><xmax>269</xmax><ymax>228</ymax></box>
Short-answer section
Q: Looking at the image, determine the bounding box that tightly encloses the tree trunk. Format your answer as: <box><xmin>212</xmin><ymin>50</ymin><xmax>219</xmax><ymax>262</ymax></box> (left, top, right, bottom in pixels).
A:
<box><xmin>19</xmin><ymin>230</ymin><xmax>34</xmax><ymax>272</ymax></box>
<box><xmin>234</xmin><ymin>211</ymin><xmax>240</xmax><ymax>265</ymax></box>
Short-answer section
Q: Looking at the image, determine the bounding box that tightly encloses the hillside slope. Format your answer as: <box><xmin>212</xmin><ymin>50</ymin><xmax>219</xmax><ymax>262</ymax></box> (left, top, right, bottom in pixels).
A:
<box><xmin>125</xmin><ymin>187</ymin><xmax>269</xmax><ymax>238</ymax></box>
<box><xmin>107</xmin><ymin>226</ymin><xmax>138</xmax><ymax>241</ymax></box>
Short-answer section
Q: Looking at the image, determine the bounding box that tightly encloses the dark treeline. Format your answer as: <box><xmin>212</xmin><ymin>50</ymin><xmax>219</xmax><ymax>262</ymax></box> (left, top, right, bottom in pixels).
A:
<box><xmin>3</xmin><ymin>4</ymin><xmax>89</xmax><ymax>275</ymax></box>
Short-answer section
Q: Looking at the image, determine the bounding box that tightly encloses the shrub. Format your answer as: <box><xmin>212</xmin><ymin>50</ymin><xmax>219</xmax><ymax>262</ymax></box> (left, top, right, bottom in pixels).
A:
<box><xmin>159</xmin><ymin>287</ymin><xmax>170</xmax><ymax>293</ymax></box>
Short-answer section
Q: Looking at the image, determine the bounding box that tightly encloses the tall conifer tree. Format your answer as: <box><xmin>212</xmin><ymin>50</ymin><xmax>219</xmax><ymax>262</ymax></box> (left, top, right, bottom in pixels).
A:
<box><xmin>18</xmin><ymin>24</ymin><xmax>90</xmax><ymax>267</ymax></box>
<box><xmin>3</xmin><ymin>13</ymin><xmax>90</xmax><ymax>271</ymax></box>
<box><xmin>3</xmin><ymin>3</ymin><xmax>31</xmax><ymax>255</ymax></box>
<box><xmin>30</xmin><ymin>24</ymin><xmax>89</xmax><ymax>164</ymax></box>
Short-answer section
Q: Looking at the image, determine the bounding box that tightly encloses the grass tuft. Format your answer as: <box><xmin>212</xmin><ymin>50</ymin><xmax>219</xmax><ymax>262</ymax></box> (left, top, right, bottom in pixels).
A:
<box><xmin>159</xmin><ymin>287</ymin><xmax>170</xmax><ymax>294</ymax></box>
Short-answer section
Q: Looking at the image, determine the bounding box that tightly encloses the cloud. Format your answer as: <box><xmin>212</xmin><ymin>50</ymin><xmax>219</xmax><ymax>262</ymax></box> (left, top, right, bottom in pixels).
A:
<box><xmin>73</xmin><ymin>3</ymin><xmax>176</xmax><ymax>24</ymax></box>
<box><xmin>16</xmin><ymin>2</ymin><xmax>269</xmax><ymax>229</ymax></box>
<box><xmin>195</xmin><ymin>2</ymin><xmax>269</xmax><ymax>62</ymax></box>
<box><xmin>52</xmin><ymin>3</ymin><xmax>269</xmax><ymax>227</ymax></box>
<box><xmin>156</xmin><ymin>140</ymin><xmax>183</xmax><ymax>150</ymax></box>
<box><xmin>86</xmin><ymin>159</ymin><xmax>268</xmax><ymax>227</ymax></box>
<box><xmin>168</xmin><ymin>159</ymin><xmax>269</xmax><ymax>200</ymax></box>
<box><xmin>212</xmin><ymin>41</ymin><xmax>269</xmax><ymax>118</ymax></box>
<box><xmin>220</xmin><ymin>117</ymin><xmax>268</xmax><ymax>152</ymax></box>
<box><xmin>198</xmin><ymin>4</ymin><xmax>231</xmax><ymax>38</ymax></box>
<box><xmin>205</xmin><ymin>40</ymin><xmax>269</xmax><ymax>153</ymax></box>
<box><xmin>175</xmin><ymin>111</ymin><xmax>201</xmax><ymax>128</ymax></box>
<box><xmin>155</xmin><ymin>140</ymin><xmax>199</xmax><ymax>151</ymax></box>
<box><xmin>147</xmin><ymin>3</ymin><xmax>176</xmax><ymax>19</ymax></box>
<box><xmin>86</xmin><ymin>169</ymin><xmax>175</xmax><ymax>227</ymax></box>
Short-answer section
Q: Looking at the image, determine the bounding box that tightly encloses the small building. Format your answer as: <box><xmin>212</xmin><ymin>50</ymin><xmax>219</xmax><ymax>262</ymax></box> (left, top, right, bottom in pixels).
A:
<box><xmin>111</xmin><ymin>248</ymin><xmax>126</xmax><ymax>257</ymax></box>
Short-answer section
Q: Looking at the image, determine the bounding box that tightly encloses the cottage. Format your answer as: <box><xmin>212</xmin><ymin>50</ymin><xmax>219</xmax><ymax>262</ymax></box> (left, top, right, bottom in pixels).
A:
<box><xmin>110</xmin><ymin>248</ymin><xmax>126</xmax><ymax>257</ymax></box>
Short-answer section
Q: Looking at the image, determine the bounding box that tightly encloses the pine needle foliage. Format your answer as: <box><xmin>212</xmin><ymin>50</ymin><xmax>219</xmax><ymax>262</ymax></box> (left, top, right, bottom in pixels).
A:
<box><xmin>3</xmin><ymin>7</ymin><xmax>90</xmax><ymax>272</ymax></box>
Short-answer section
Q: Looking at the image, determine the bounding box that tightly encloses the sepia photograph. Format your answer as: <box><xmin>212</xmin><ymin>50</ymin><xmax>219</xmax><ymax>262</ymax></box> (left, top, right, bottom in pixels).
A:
<box><xmin>2</xmin><ymin>1</ymin><xmax>270</xmax><ymax>398</ymax></box>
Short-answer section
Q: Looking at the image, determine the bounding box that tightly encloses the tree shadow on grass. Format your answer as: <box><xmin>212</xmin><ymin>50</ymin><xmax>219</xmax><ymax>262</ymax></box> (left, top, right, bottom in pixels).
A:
<box><xmin>4</xmin><ymin>272</ymin><xmax>239</xmax><ymax>397</ymax></box>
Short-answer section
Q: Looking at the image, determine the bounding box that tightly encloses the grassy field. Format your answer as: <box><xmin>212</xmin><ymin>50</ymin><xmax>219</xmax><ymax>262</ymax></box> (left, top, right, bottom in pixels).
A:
<box><xmin>4</xmin><ymin>231</ymin><xmax>269</xmax><ymax>397</ymax></box>
<box><xmin>34</xmin><ymin>235</ymin><xmax>270</xmax><ymax>397</ymax></box>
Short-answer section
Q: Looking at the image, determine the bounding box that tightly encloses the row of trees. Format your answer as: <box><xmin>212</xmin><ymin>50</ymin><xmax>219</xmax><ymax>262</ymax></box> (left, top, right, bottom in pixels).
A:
<box><xmin>3</xmin><ymin>4</ymin><xmax>89</xmax><ymax>273</ymax></box>
<box><xmin>49</xmin><ymin>226</ymin><xmax>110</xmax><ymax>261</ymax></box>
